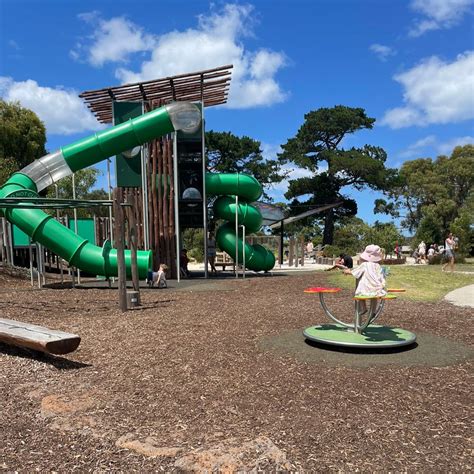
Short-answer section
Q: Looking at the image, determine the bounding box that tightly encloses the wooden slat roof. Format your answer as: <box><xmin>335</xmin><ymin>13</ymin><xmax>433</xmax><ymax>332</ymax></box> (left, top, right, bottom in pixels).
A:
<box><xmin>79</xmin><ymin>65</ymin><xmax>233</xmax><ymax>124</ymax></box>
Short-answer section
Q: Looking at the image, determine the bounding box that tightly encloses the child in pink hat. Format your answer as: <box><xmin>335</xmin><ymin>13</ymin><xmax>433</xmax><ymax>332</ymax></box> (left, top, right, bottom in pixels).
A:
<box><xmin>344</xmin><ymin>244</ymin><xmax>387</xmax><ymax>314</ymax></box>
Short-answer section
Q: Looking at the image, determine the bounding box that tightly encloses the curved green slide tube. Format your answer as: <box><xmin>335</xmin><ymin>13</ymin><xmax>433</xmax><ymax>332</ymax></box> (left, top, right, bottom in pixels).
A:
<box><xmin>206</xmin><ymin>173</ymin><xmax>275</xmax><ymax>272</ymax></box>
<box><xmin>0</xmin><ymin>103</ymin><xmax>201</xmax><ymax>278</ymax></box>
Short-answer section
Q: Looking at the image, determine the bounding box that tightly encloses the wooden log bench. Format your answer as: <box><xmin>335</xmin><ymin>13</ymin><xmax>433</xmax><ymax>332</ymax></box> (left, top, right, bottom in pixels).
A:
<box><xmin>0</xmin><ymin>318</ymin><xmax>81</xmax><ymax>355</ymax></box>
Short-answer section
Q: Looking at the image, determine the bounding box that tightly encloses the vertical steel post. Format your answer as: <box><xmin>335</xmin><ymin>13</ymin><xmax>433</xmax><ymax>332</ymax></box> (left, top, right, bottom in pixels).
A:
<box><xmin>36</xmin><ymin>243</ymin><xmax>42</xmax><ymax>289</ymax></box>
<box><xmin>72</xmin><ymin>173</ymin><xmax>81</xmax><ymax>284</ymax></box>
<box><xmin>7</xmin><ymin>221</ymin><xmax>13</xmax><ymax>266</ymax></box>
<box><xmin>41</xmin><ymin>245</ymin><xmax>46</xmax><ymax>286</ymax></box>
<box><xmin>0</xmin><ymin>218</ymin><xmax>5</xmax><ymax>263</ymax></box>
<box><xmin>28</xmin><ymin>238</ymin><xmax>34</xmax><ymax>287</ymax></box>
<box><xmin>106</xmin><ymin>158</ymin><xmax>115</xmax><ymax>283</ymax></box>
<box><xmin>142</xmin><ymin>146</ymin><xmax>149</xmax><ymax>250</ymax></box>
<box><xmin>235</xmin><ymin>194</ymin><xmax>239</xmax><ymax>278</ymax></box>
<box><xmin>107</xmin><ymin>158</ymin><xmax>114</xmax><ymax>244</ymax></box>
<box><xmin>242</xmin><ymin>224</ymin><xmax>246</xmax><ymax>278</ymax></box>
<box><xmin>295</xmin><ymin>234</ymin><xmax>299</xmax><ymax>268</ymax></box>
<box><xmin>173</xmin><ymin>132</ymin><xmax>180</xmax><ymax>282</ymax></box>
<box><xmin>279</xmin><ymin>220</ymin><xmax>284</xmax><ymax>268</ymax></box>
<box><xmin>2</xmin><ymin>219</ymin><xmax>8</xmax><ymax>265</ymax></box>
<box><xmin>141</xmin><ymin>110</ymin><xmax>149</xmax><ymax>250</ymax></box>
<box><xmin>54</xmin><ymin>184</ymin><xmax>64</xmax><ymax>283</ymax></box>
<box><xmin>201</xmin><ymin>102</ymin><xmax>208</xmax><ymax>279</ymax></box>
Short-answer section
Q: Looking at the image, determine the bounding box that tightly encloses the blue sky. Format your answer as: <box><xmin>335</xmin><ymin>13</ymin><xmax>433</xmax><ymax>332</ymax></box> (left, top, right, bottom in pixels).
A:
<box><xmin>1</xmin><ymin>0</ymin><xmax>473</xmax><ymax>227</ymax></box>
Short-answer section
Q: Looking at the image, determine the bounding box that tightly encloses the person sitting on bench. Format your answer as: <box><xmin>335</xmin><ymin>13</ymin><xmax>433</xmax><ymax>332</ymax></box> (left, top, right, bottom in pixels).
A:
<box><xmin>325</xmin><ymin>253</ymin><xmax>353</xmax><ymax>271</ymax></box>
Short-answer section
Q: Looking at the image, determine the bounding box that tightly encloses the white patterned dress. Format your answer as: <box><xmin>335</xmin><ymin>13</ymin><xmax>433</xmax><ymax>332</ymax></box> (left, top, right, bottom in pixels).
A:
<box><xmin>351</xmin><ymin>261</ymin><xmax>386</xmax><ymax>297</ymax></box>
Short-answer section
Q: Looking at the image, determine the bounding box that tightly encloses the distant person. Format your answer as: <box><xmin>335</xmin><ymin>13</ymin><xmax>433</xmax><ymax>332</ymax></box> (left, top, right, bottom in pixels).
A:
<box><xmin>306</xmin><ymin>241</ymin><xmax>314</xmax><ymax>259</ymax></box>
<box><xmin>394</xmin><ymin>241</ymin><xmax>401</xmax><ymax>259</ymax></box>
<box><xmin>325</xmin><ymin>253</ymin><xmax>353</xmax><ymax>271</ymax></box>
<box><xmin>418</xmin><ymin>240</ymin><xmax>426</xmax><ymax>263</ymax></box>
<box><xmin>344</xmin><ymin>244</ymin><xmax>386</xmax><ymax>315</ymax></box>
<box><xmin>180</xmin><ymin>249</ymin><xmax>191</xmax><ymax>278</ymax></box>
<box><xmin>427</xmin><ymin>245</ymin><xmax>436</xmax><ymax>262</ymax></box>
<box><xmin>152</xmin><ymin>264</ymin><xmax>168</xmax><ymax>288</ymax></box>
<box><xmin>207</xmin><ymin>232</ymin><xmax>217</xmax><ymax>274</ymax></box>
<box><xmin>442</xmin><ymin>233</ymin><xmax>457</xmax><ymax>272</ymax></box>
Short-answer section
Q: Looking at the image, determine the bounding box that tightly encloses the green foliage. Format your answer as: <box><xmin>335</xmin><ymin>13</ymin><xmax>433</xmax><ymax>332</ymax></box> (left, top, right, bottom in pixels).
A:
<box><xmin>205</xmin><ymin>131</ymin><xmax>285</xmax><ymax>199</ymax></box>
<box><xmin>278</xmin><ymin>106</ymin><xmax>394</xmax><ymax>244</ymax></box>
<box><xmin>322</xmin><ymin>217</ymin><xmax>403</xmax><ymax>257</ymax></box>
<box><xmin>415</xmin><ymin>209</ymin><xmax>444</xmax><ymax>245</ymax></box>
<box><xmin>450</xmin><ymin>213</ymin><xmax>472</xmax><ymax>256</ymax></box>
<box><xmin>324</xmin><ymin>217</ymin><xmax>370</xmax><ymax>256</ymax></box>
<box><xmin>365</xmin><ymin>221</ymin><xmax>404</xmax><ymax>257</ymax></box>
<box><xmin>183</xmin><ymin>228</ymin><xmax>204</xmax><ymax>262</ymax></box>
<box><xmin>380</xmin><ymin>145</ymin><xmax>474</xmax><ymax>243</ymax></box>
<box><xmin>0</xmin><ymin>99</ymin><xmax>46</xmax><ymax>185</ymax></box>
<box><xmin>428</xmin><ymin>254</ymin><xmax>444</xmax><ymax>265</ymax></box>
<box><xmin>45</xmin><ymin>168</ymin><xmax>109</xmax><ymax>218</ymax></box>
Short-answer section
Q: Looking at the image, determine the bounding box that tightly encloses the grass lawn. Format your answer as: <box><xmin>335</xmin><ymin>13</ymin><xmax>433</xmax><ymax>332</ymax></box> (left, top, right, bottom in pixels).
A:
<box><xmin>326</xmin><ymin>264</ymin><xmax>474</xmax><ymax>303</ymax></box>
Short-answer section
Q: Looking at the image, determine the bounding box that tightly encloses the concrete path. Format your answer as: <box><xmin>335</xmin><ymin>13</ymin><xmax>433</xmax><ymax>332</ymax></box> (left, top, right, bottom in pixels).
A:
<box><xmin>444</xmin><ymin>284</ymin><xmax>474</xmax><ymax>308</ymax></box>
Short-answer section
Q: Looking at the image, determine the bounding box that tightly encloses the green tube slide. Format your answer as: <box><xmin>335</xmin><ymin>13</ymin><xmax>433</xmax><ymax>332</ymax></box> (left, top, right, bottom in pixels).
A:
<box><xmin>0</xmin><ymin>102</ymin><xmax>201</xmax><ymax>278</ymax></box>
<box><xmin>206</xmin><ymin>173</ymin><xmax>275</xmax><ymax>272</ymax></box>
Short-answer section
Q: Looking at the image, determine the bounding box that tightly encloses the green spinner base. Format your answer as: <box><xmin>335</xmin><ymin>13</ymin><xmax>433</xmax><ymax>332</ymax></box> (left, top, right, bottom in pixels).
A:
<box><xmin>303</xmin><ymin>324</ymin><xmax>417</xmax><ymax>349</ymax></box>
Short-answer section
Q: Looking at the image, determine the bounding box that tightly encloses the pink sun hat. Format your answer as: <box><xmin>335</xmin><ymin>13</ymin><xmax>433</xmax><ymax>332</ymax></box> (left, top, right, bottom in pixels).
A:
<box><xmin>360</xmin><ymin>244</ymin><xmax>383</xmax><ymax>262</ymax></box>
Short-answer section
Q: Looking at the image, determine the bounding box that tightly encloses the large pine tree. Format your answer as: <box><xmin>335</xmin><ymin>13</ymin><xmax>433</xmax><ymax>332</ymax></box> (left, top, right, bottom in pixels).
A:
<box><xmin>279</xmin><ymin>106</ymin><xmax>394</xmax><ymax>244</ymax></box>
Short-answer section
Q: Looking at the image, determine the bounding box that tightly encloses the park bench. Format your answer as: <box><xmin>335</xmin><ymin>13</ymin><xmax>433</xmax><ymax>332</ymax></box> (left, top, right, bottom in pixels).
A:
<box><xmin>0</xmin><ymin>318</ymin><xmax>81</xmax><ymax>355</ymax></box>
<box><xmin>214</xmin><ymin>251</ymin><xmax>235</xmax><ymax>271</ymax></box>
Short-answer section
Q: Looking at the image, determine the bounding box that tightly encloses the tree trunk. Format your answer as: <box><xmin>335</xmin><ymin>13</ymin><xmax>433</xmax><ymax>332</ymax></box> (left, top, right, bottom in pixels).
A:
<box><xmin>323</xmin><ymin>209</ymin><xmax>335</xmax><ymax>245</ymax></box>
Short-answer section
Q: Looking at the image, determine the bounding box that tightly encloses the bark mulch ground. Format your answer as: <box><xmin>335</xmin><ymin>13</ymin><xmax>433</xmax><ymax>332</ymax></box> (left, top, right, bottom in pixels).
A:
<box><xmin>1</xmin><ymin>271</ymin><xmax>472</xmax><ymax>472</ymax></box>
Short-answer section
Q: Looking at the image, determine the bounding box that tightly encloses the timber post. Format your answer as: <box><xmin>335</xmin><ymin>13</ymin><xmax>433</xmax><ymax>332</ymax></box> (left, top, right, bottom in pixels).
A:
<box><xmin>113</xmin><ymin>187</ymin><xmax>127</xmax><ymax>312</ymax></box>
<box><xmin>126</xmin><ymin>193</ymin><xmax>141</xmax><ymax>304</ymax></box>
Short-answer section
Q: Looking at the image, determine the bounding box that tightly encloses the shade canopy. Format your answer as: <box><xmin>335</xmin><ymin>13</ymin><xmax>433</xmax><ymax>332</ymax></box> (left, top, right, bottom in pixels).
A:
<box><xmin>80</xmin><ymin>65</ymin><xmax>233</xmax><ymax>124</ymax></box>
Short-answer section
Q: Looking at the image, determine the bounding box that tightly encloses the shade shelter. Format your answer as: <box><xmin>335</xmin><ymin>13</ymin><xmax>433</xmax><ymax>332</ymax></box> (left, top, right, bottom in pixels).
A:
<box><xmin>268</xmin><ymin>202</ymin><xmax>343</xmax><ymax>266</ymax></box>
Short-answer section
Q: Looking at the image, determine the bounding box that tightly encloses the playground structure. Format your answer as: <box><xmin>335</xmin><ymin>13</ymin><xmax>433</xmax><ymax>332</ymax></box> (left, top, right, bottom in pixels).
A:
<box><xmin>0</xmin><ymin>102</ymin><xmax>201</xmax><ymax>280</ymax></box>
<box><xmin>0</xmin><ymin>65</ymin><xmax>279</xmax><ymax>294</ymax></box>
<box><xmin>303</xmin><ymin>287</ymin><xmax>417</xmax><ymax>349</ymax></box>
<box><xmin>207</xmin><ymin>173</ymin><xmax>275</xmax><ymax>272</ymax></box>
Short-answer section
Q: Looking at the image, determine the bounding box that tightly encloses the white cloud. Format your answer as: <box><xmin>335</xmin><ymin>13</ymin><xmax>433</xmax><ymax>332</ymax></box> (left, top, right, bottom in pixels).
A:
<box><xmin>369</xmin><ymin>44</ymin><xmax>396</xmax><ymax>61</ymax></box>
<box><xmin>108</xmin><ymin>4</ymin><xmax>287</xmax><ymax>108</ymax></box>
<box><xmin>437</xmin><ymin>136</ymin><xmax>474</xmax><ymax>154</ymax></box>
<box><xmin>0</xmin><ymin>77</ymin><xmax>102</xmax><ymax>135</ymax></box>
<box><xmin>399</xmin><ymin>135</ymin><xmax>437</xmax><ymax>158</ymax></box>
<box><xmin>399</xmin><ymin>134</ymin><xmax>474</xmax><ymax>158</ymax></box>
<box><xmin>381</xmin><ymin>51</ymin><xmax>474</xmax><ymax>128</ymax></box>
<box><xmin>409</xmin><ymin>0</ymin><xmax>474</xmax><ymax>37</ymax></box>
<box><xmin>268</xmin><ymin>165</ymin><xmax>313</xmax><ymax>201</ymax></box>
<box><xmin>261</xmin><ymin>142</ymin><xmax>282</xmax><ymax>162</ymax></box>
<box><xmin>72</xmin><ymin>14</ymin><xmax>155</xmax><ymax>66</ymax></box>
<box><xmin>8</xmin><ymin>40</ymin><xmax>20</xmax><ymax>50</ymax></box>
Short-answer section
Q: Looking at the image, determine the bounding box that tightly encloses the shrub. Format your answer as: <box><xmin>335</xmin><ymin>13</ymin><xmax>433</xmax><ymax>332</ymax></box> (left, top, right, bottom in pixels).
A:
<box><xmin>428</xmin><ymin>254</ymin><xmax>444</xmax><ymax>265</ymax></box>
<box><xmin>188</xmin><ymin>247</ymin><xmax>204</xmax><ymax>263</ymax></box>
<box><xmin>428</xmin><ymin>254</ymin><xmax>466</xmax><ymax>265</ymax></box>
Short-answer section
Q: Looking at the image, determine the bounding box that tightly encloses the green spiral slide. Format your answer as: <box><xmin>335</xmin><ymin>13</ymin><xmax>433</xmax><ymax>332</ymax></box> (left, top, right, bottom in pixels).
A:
<box><xmin>206</xmin><ymin>173</ymin><xmax>275</xmax><ymax>272</ymax></box>
<box><xmin>0</xmin><ymin>102</ymin><xmax>201</xmax><ymax>278</ymax></box>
